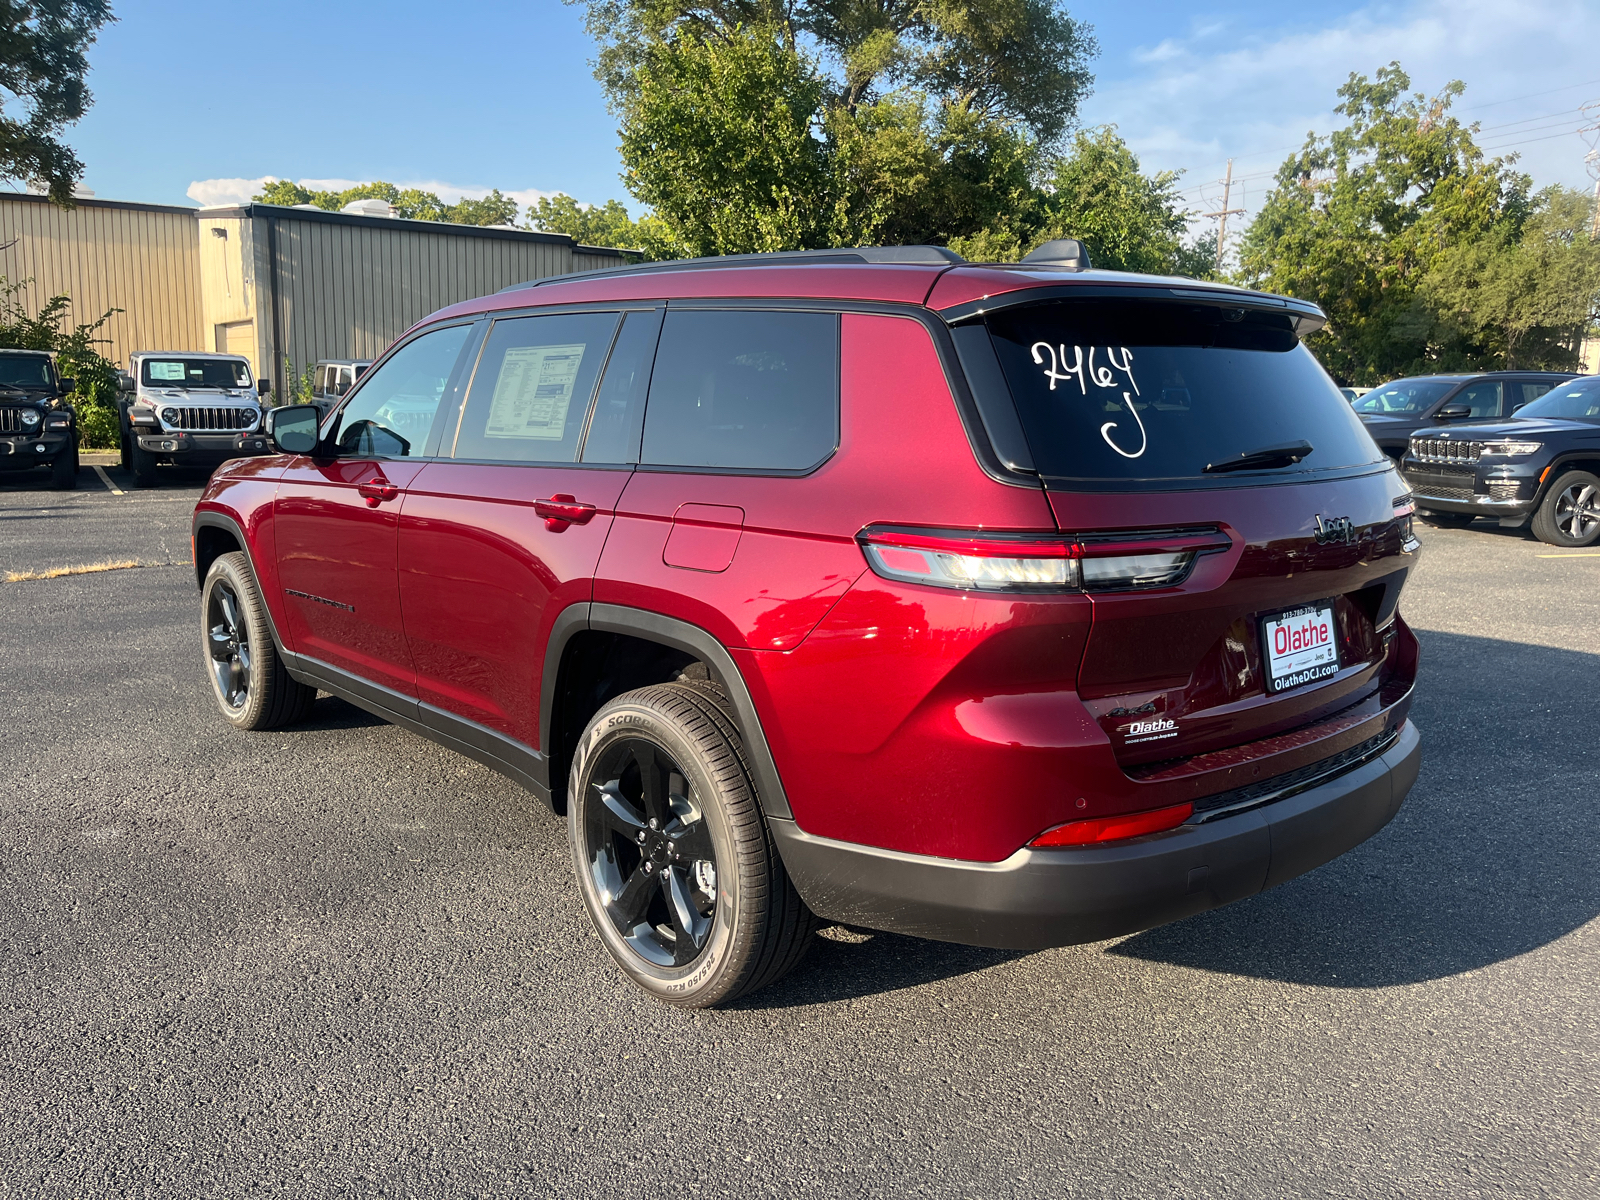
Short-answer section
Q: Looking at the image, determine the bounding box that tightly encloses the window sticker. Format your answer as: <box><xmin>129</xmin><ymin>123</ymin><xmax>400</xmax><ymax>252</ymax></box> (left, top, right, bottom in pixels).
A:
<box><xmin>483</xmin><ymin>344</ymin><xmax>586</xmax><ymax>440</ymax></box>
<box><xmin>149</xmin><ymin>361</ymin><xmax>186</xmax><ymax>381</ymax></box>
<box><xmin>1031</xmin><ymin>343</ymin><xmax>1147</xmax><ymax>459</ymax></box>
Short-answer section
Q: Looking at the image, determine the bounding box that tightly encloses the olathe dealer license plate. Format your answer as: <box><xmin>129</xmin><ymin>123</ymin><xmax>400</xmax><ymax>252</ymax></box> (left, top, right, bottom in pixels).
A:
<box><xmin>1261</xmin><ymin>603</ymin><xmax>1340</xmax><ymax>694</ymax></box>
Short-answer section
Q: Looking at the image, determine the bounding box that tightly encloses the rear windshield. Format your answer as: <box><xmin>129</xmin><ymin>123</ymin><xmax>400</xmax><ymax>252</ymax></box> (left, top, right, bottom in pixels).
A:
<box><xmin>985</xmin><ymin>299</ymin><xmax>1382</xmax><ymax>484</ymax></box>
<box><xmin>1515</xmin><ymin>377</ymin><xmax>1600</xmax><ymax>422</ymax></box>
<box><xmin>141</xmin><ymin>358</ymin><xmax>251</xmax><ymax>388</ymax></box>
<box><xmin>0</xmin><ymin>355</ymin><xmax>54</xmax><ymax>388</ymax></box>
<box><xmin>1352</xmin><ymin>379</ymin><xmax>1454</xmax><ymax>415</ymax></box>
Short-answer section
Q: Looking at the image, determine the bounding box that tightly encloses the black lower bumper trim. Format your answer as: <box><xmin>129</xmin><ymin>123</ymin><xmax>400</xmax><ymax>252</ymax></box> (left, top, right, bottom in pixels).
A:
<box><xmin>770</xmin><ymin>721</ymin><xmax>1422</xmax><ymax>949</ymax></box>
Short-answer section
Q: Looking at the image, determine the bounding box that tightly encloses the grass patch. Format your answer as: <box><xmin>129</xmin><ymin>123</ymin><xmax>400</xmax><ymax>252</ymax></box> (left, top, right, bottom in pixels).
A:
<box><xmin>6</xmin><ymin>558</ymin><xmax>142</xmax><ymax>582</ymax></box>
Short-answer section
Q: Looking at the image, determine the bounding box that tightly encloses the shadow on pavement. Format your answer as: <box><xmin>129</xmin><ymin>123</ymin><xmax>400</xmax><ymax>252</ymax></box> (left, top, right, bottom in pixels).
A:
<box><xmin>298</xmin><ymin>695</ymin><xmax>389</xmax><ymax>732</ymax></box>
<box><xmin>745</xmin><ymin>631</ymin><xmax>1598</xmax><ymax>1004</ymax></box>
<box><xmin>1109</xmin><ymin>631</ymin><xmax>1599</xmax><ymax>987</ymax></box>
<box><xmin>735</xmin><ymin>930</ymin><xmax>1029</xmax><ymax>1010</ymax></box>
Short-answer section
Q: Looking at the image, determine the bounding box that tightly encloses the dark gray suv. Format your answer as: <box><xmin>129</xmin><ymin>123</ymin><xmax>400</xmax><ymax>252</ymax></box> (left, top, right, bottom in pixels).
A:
<box><xmin>1353</xmin><ymin>371</ymin><xmax>1577</xmax><ymax>458</ymax></box>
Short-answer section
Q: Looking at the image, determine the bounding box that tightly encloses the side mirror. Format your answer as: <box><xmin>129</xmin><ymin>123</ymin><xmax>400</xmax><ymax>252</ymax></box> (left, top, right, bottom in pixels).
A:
<box><xmin>1436</xmin><ymin>403</ymin><xmax>1472</xmax><ymax>420</ymax></box>
<box><xmin>265</xmin><ymin>404</ymin><xmax>321</xmax><ymax>454</ymax></box>
<box><xmin>57</xmin><ymin>376</ymin><xmax>76</xmax><ymax>395</ymax></box>
<box><xmin>257</xmin><ymin>377</ymin><xmax>272</xmax><ymax>397</ymax></box>
<box><xmin>117</xmin><ymin>372</ymin><xmax>135</xmax><ymax>391</ymax></box>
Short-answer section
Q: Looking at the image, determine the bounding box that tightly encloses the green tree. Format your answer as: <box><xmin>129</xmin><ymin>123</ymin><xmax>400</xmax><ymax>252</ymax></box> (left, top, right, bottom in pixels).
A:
<box><xmin>966</xmin><ymin>125</ymin><xmax>1213</xmax><ymax>273</ymax></box>
<box><xmin>569</xmin><ymin>0</ymin><xmax>1097</xmax><ymax>256</ymax></box>
<box><xmin>1420</xmin><ymin>186</ymin><xmax>1600</xmax><ymax>370</ymax></box>
<box><xmin>0</xmin><ymin>275</ymin><xmax>121</xmax><ymax>445</ymax></box>
<box><xmin>523</xmin><ymin>195</ymin><xmax>666</xmax><ymax>256</ymax></box>
<box><xmin>0</xmin><ymin>0</ymin><xmax>114</xmax><ymax>205</ymax></box>
<box><xmin>1237</xmin><ymin>63</ymin><xmax>1530</xmax><ymax>384</ymax></box>
<box><xmin>252</xmin><ymin>179</ymin><xmax>520</xmax><ymax>226</ymax></box>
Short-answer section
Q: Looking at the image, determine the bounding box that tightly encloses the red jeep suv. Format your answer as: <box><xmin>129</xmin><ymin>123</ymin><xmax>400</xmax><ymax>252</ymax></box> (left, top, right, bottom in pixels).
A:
<box><xmin>192</xmin><ymin>244</ymin><xmax>1422</xmax><ymax>1007</ymax></box>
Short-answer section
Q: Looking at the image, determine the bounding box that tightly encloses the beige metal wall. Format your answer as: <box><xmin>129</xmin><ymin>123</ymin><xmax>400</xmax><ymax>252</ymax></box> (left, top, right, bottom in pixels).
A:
<box><xmin>2</xmin><ymin>193</ymin><xmax>634</xmax><ymax>391</ymax></box>
<box><xmin>0</xmin><ymin>193</ymin><xmax>206</xmax><ymax>368</ymax></box>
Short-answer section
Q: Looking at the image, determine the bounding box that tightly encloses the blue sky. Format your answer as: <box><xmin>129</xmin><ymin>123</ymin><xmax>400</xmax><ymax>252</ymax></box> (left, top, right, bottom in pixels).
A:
<box><xmin>51</xmin><ymin>0</ymin><xmax>1600</xmax><ymax>245</ymax></box>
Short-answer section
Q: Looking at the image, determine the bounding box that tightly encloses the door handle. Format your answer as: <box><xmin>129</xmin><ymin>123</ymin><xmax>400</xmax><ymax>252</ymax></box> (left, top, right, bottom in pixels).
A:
<box><xmin>534</xmin><ymin>494</ymin><xmax>597</xmax><ymax>531</ymax></box>
<box><xmin>358</xmin><ymin>480</ymin><xmax>400</xmax><ymax>507</ymax></box>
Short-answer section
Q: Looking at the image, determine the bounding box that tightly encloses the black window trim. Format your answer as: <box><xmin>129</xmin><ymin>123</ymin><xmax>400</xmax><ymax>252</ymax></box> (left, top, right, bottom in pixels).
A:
<box><xmin>320</xmin><ymin>315</ymin><xmax>486</xmax><ymax>462</ymax></box>
<box><xmin>630</xmin><ymin>300</ymin><xmax>845</xmax><ymax>479</ymax></box>
<box><xmin>349</xmin><ymin>294</ymin><xmax>1039</xmax><ymax>490</ymax></box>
<box><xmin>439</xmin><ymin>308</ymin><xmax>632</xmax><ymax>466</ymax></box>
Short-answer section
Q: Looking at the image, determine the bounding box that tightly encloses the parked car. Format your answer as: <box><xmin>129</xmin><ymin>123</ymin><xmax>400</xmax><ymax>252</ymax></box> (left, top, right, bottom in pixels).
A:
<box><xmin>1352</xmin><ymin>371</ymin><xmax>1576</xmax><ymax>458</ymax></box>
<box><xmin>1339</xmin><ymin>386</ymin><xmax>1372</xmax><ymax>403</ymax></box>
<box><xmin>312</xmin><ymin>359</ymin><xmax>372</xmax><ymax>403</ymax></box>
<box><xmin>1401</xmin><ymin>374</ymin><xmax>1600</xmax><ymax>545</ymax></box>
<box><xmin>192</xmin><ymin>243</ymin><xmax>1424</xmax><ymax>1007</ymax></box>
<box><xmin>117</xmin><ymin>352</ymin><xmax>273</xmax><ymax>486</ymax></box>
<box><xmin>0</xmin><ymin>348</ymin><xmax>79</xmax><ymax>488</ymax></box>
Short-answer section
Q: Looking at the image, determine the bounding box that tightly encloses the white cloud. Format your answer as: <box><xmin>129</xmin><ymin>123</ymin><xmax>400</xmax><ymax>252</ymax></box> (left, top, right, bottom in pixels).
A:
<box><xmin>186</xmin><ymin>176</ymin><xmax>275</xmax><ymax>206</ymax></box>
<box><xmin>186</xmin><ymin>175</ymin><xmax>566</xmax><ymax>213</ymax></box>
<box><xmin>1083</xmin><ymin>0</ymin><xmax>1600</xmax><ymax>248</ymax></box>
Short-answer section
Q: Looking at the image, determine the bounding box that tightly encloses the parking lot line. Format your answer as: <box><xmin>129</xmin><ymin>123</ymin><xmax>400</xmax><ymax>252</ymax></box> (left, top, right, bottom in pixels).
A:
<box><xmin>91</xmin><ymin>465</ymin><xmax>124</xmax><ymax>495</ymax></box>
<box><xmin>1535</xmin><ymin>552</ymin><xmax>1600</xmax><ymax>558</ymax></box>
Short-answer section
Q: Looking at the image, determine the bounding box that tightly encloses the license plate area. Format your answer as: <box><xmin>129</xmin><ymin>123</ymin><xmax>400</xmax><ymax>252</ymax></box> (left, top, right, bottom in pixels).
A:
<box><xmin>1260</xmin><ymin>602</ymin><xmax>1340</xmax><ymax>694</ymax></box>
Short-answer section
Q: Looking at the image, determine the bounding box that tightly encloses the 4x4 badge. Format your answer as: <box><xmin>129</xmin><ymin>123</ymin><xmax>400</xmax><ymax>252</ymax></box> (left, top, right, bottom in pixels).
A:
<box><xmin>1314</xmin><ymin>515</ymin><xmax>1356</xmax><ymax>545</ymax></box>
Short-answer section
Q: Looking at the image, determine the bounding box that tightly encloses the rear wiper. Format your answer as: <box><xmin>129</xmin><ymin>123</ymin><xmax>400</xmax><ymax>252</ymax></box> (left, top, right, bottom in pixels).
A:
<box><xmin>1204</xmin><ymin>441</ymin><xmax>1313</xmax><ymax>473</ymax></box>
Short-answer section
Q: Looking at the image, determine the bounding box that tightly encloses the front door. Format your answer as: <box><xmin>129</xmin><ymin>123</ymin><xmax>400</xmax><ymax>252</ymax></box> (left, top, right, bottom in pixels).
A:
<box><xmin>274</xmin><ymin>321</ymin><xmax>477</xmax><ymax>698</ymax></box>
<box><xmin>399</xmin><ymin>308</ymin><xmax>657</xmax><ymax>749</ymax></box>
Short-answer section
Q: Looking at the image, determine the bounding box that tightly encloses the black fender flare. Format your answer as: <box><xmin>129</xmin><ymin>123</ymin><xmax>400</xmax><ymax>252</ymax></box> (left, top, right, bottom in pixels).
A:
<box><xmin>1533</xmin><ymin>453</ymin><xmax>1600</xmax><ymax>506</ymax></box>
<box><xmin>540</xmin><ymin>602</ymin><xmax>793</xmax><ymax>821</ymax></box>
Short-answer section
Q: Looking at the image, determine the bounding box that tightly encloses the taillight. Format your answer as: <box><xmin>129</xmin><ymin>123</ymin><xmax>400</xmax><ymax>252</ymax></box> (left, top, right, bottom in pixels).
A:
<box><xmin>1030</xmin><ymin>802</ymin><xmax>1194</xmax><ymax>847</ymax></box>
<box><xmin>859</xmin><ymin>528</ymin><xmax>1083</xmax><ymax>591</ymax></box>
<box><xmin>857</xmin><ymin>526</ymin><xmax>1229</xmax><ymax>593</ymax></box>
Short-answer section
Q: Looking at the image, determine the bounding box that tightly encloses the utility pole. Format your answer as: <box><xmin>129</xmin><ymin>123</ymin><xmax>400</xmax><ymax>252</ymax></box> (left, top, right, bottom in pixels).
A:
<box><xmin>1581</xmin><ymin>102</ymin><xmax>1600</xmax><ymax>240</ymax></box>
<box><xmin>1204</xmin><ymin>159</ymin><xmax>1246</xmax><ymax>269</ymax></box>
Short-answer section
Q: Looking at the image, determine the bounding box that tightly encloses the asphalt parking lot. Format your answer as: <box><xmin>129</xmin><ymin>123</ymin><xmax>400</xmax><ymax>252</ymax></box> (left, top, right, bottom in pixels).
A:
<box><xmin>2</xmin><ymin>462</ymin><xmax>1596</xmax><ymax>1199</ymax></box>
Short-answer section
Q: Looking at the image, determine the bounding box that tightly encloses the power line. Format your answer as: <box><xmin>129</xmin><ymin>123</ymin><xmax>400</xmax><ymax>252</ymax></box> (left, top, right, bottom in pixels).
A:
<box><xmin>1456</xmin><ymin>78</ymin><xmax>1600</xmax><ymax>113</ymax></box>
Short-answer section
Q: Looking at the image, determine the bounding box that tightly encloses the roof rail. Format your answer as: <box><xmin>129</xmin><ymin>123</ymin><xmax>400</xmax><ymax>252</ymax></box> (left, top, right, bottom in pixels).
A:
<box><xmin>499</xmin><ymin>245</ymin><xmax>966</xmax><ymax>293</ymax></box>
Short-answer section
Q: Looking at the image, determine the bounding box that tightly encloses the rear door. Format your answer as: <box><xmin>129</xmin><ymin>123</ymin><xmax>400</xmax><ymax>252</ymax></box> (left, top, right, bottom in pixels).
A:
<box><xmin>983</xmin><ymin>296</ymin><xmax>1416</xmax><ymax>767</ymax></box>
<box><xmin>397</xmin><ymin>308</ymin><xmax>657</xmax><ymax>747</ymax></box>
<box><xmin>273</xmin><ymin>322</ymin><xmax>477</xmax><ymax>697</ymax></box>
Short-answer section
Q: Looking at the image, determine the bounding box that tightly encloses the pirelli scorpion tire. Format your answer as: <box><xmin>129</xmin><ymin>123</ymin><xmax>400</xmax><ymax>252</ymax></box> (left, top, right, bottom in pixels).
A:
<box><xmin>200</xmin><ymin>552</ymin><xmax>317</xmax><ymax>731</ymax></box>
<box><xmin>568</xmin><ymin>681</ymin><xmax>819</xmax><ymax>1008</ymax></box>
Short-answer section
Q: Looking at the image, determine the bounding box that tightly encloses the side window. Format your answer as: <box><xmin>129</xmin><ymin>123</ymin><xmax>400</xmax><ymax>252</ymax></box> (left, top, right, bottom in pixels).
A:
<box><xmin>1452</xmin><ymin>381</ymin><xmax>1502</xmax><ymax>418</ymax></box>
<box><xmin>337</xmin><ymin>367</ymin><xmax>354</xmax><ymax>396</ymax></box>
<box><xmin>331</xmin><ymin>323</ymin><xmax>473</xmax><ymax>459</ymax></box>
<box><xmin>450</xmin><ymin>312</ymin><xmax>619</xmax><ymax>464</ymax></box>
<box><xmin>314</xmin><ymin>366</ymin><xmax>329</xmax><ymax>396</ymax></box>
<box><xmin>1517</xmin><ymin>381</ymin><xmax>1553</xmax><ymax>410</ymax></box>
<box><xmin>640</xmin><ymin>309</ymin><xmax>839</xmax><ymax>471</ymax></box>
<box><xmin>582</xmin><ymin>309</ymin><xmax>662</xmax><ymax>464</ymax></box>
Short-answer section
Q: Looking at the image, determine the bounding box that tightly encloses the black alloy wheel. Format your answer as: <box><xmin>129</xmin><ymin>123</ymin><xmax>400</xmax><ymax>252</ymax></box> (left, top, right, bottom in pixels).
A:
<box><xmin>200</xmin><ymin>552</ymin><xmax>317</xmax><ymax>730</ymax></box>
<box><xmin>1533</xmin><ymin>471</ymin><xmax>1600</xmax><ymax>547</ymax></box>
<box><xmin>568</xmin><ymin>681</ymin><xmax>818</xmax><ymax>1007</ymax></box>
<box><xmin>207</xmin><ymin>579</ymin><xmax>253</xmax><ymax>710</ymax></box>
<box><xmin>582</xmin><ymin>737</ymin><xmax>719</xmax><ymax>967</ymax></box>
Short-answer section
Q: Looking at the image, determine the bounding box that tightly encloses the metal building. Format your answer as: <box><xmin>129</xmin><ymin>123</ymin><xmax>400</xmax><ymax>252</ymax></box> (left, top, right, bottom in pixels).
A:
<box><xmin>1</xmin><ymin>192</ymin><xmax>631</xmax><ymax>395</ymax></box>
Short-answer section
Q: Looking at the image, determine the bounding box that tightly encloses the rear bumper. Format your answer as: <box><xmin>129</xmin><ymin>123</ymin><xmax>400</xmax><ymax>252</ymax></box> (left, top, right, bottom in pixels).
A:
<box><xmin>771</xmin><ymin>720</ymin><xmax>1421</xmax><ymax>949</ymax></box>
